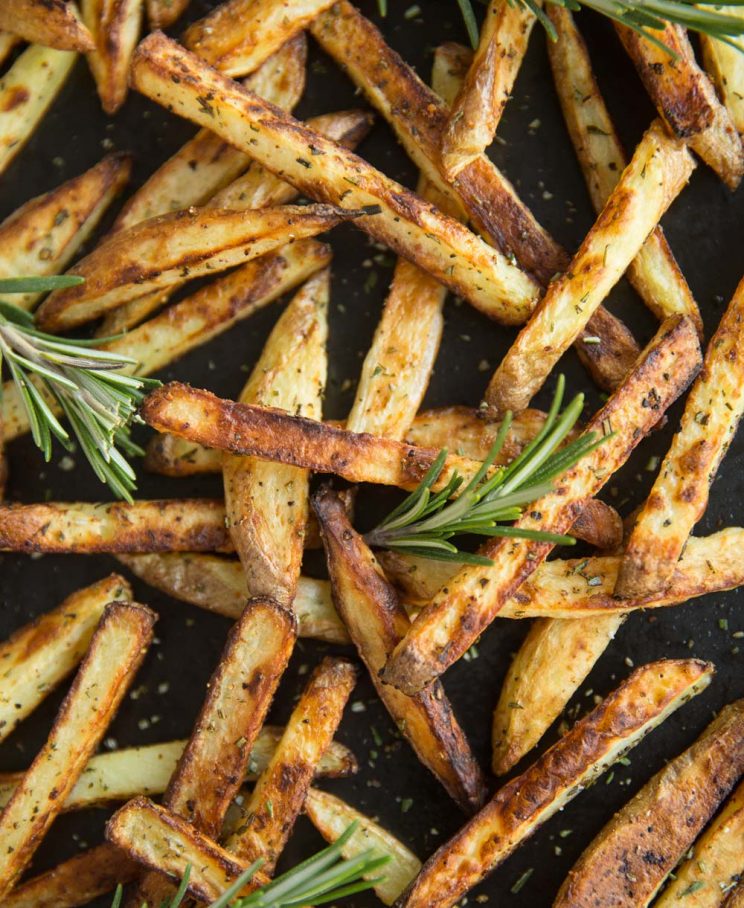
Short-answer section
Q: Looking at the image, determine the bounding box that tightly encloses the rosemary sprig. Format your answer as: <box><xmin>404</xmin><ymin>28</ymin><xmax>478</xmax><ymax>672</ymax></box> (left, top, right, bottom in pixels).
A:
<box><xmin>0</xmin><ymin>276</ymin><xmax>157</xmax><ymax>501</ymax></box>
<box><xmin>364</xmin><ymin>376</ymin><xmax>608</xmax><ymax>565</ymax></box>
<box><xmin>111</xmin><ymin>821</ymin><xmax>390</xmax><ymax>908</ymax></box>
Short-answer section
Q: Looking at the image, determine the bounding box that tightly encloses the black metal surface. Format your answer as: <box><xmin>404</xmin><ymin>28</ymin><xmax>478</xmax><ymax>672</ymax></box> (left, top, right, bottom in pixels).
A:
<box><xmin>1</xmin><ymin>2</ymin><xmax>743</xmax><ymax>904</ymax></box>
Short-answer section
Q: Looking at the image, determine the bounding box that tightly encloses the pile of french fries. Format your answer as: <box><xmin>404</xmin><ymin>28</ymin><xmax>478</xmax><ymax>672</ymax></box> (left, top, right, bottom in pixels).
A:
<box><xmin>1</xmin><ymin>1</ymin><xmax>744</xmax><ymax>906</ymax></box>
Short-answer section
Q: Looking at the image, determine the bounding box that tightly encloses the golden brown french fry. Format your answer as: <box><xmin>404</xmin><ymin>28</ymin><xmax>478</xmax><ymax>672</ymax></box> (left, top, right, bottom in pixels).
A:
<box><xmin>655</xmin><ymin>778</ymin><xmax>744</xmax><ymax>906</ymax></box>
<box><xmin>3</xmin><ymin>240</ymin><xmax>331</xmax><ymax>442</ymax></box>
<box><xmin>128</xmin><ymin>597</ymin><xmax>295</xmax><ymax>908</ymax></box>
<box><xmin>701</xmin><ymin>10</ymin><xmax>744</xmax><ymax>136</ymax></box>
<box><xmin>82</xmin><ymin>0</ymin><xmax>143</xmax><ymax>114</ymax></box>
<box><xmin>36</xmin><ymin>203</ymin><xmax>360</xmax><ymax>331</ymax></box>
<box><xmin>3</xmin><ymin>843</ymin><xmax>139</xmax><ymax>908</ymax></box>
<box><xmin>0</xmin><ymin>601</ymin><xmax>155</xmax><ymax>898</ymax></box>
<box><xmin>555</xmin><ymin>699</ymin><xmax>744</xmax><ymax>907</ymax></box>
<box><xmin>183</xmin><ymin>0</ymin><xmax>336</xmax><ymax>79</ymax></box>
<box><xmin>0</xmin><ymin>0</ymin><xmax>93</xmax><ymax>52</ymax></box>
<box><xmin>382</xmin><ymin>316</ymin><xmax>701</xmax><ymax>695</ymax></box>
<box><xmin>0</xmin><ymin>44</ymin><xmax>76</xmax><ymax>177</ymax></box>
<box><xmin>484</xmin><ymin>121</ymin><xmax>695</xmax><ymax>415</ymax></box>
<box><xmin>0</xmin><ymin>573</ymin><xmax>131</xmax><ymax>744</ymax></box>
<box><xmin>145</xmin><ymin>0</ymin><xmax>189</xmax><ymax>28</ymax></box>
<box><xmin>547</xmin><ymin>6</ymin><xmax>702</xmax><ymax>334</ymax></box>
<box><xmin>616</xmin><ymin>272</ymin><xmax>744</xmax><ymax>599</ymax></box>
<box><xmin>398</xmin><ymin>659</ymin><xmax>714</xmax><ymax>908</ymax></box>
<box><xmin>305</xmin><ymin>788</ymin><xmax>421</xmax><ymax>905</ymax></box>
<box><xmin>0</xmin><ymin>153</ymin><xmax>132</xmax><ymax>311</ymax></box>
<box><xmin>617</xmin><ymin>23</ymin><xmax>744</xmax><ymax>189</ymax></box>
<box><xmin>226</xmin><ymin>658</ymin><xmax>357</xmax><ymax>870</ymax></box>
<box><xmin>314</xmin><ymin>485</ymin><xmax>487</xmax><ymax>813</ymax></box>
<box><xmin>440</xmin><ymin>0</ymin><xmax>537</xmax><ymax>178</ymax></box>
<box><xmin>130</xmin><ymin>32</ymin><xmax>540</xmax><ymax>325</ymax></box>
<box><xmin>224</xmin><ymin>271</ymin><xmax>327</xmax><ymax>604</ymax></box>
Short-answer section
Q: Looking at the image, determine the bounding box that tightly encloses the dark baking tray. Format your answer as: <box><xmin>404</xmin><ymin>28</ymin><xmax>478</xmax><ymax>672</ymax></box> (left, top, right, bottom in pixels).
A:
<box><xmin>1</xmin><ymin>2</ymin><xmax>743</xmax><ymax>904</ymax></box>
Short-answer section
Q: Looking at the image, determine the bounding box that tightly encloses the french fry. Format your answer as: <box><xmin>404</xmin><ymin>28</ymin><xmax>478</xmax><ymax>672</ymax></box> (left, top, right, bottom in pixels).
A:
<box><xmin>130</xmin><ymin>32</ymin><xmax>540</xmax><ymax>325</ymax></box>
<box><xmin>183</xmin><ymin>0</ymin><xmax>337</xmax><ymax>79</ymax></box>
<box><xmin>484</xmin><ymin>120</ymin><xmax>695</xmax><ymax>415</ymax></box>
<box><xmin>0</xmin><ymin>44</ymin><xmax>76</xmax><ymax>177</ymax></box>
<box><xmin>0</xmin><ymin>600</ymin><xmax>155</xmax><ymax>898</ymax></box>
<box><xmin>547</xmin><ymin>6</ymin><xmax>702</xmax><ymax>334</ymax></box>
<box><xmin>555</xmin><ymin>699</ymin><xmax>744</xmax><ymax>907</ymax></box>
<box><xmin>82</xmin><ymin>0</ymin><xmax>143</xmax><ymax>114</ymax></box>
<box><xmin>0</xmin><ymin>153</ymin><xmax>132</xmax><ymax>311</ymax></box>
<box><xmin>314</xmin><ymin>485</ymin><xmax>487</xmax><ymax>813</ymax></box>
<box><xmin>655</xmin><ymin>778</ymin><xmax>744</xmax><ymax>906</ymax></box>
<box><xmin>398</xmin><ymin>659</ymin><xmax>714</xmax><ymax>908</ymax></box>
<box><xmin>440</xmin><ymin>0</ymin><xmax>537</xmax><ymax>178</ymax></box>
<box><xmin>616</xmin><ymin>23</ymin><xmax>744</xmax><ymax>189</ymax></box>
<box><xmin>305</xmin><ymin>788</ymin><xmax>421</xmax><ymax>906</ymax></box>
<box><xmin>224</xmin><ymin>271</ymin><xmax>328</xmax><ymax>604</ymax></box>
<box><xmin>0</xmin><ymin>573</ymin><xmax>131</xmax><ymax>744</ymax></box>
<box><xmin>382</xmin><ymin>316</ymin><xmax>701</xmax><ymax>694</ymax></box>
<box><xmin>226</xmin><ymin>657</ymin><xmax>357</xmax><ymax>870</ymax></box>
<box><xmin>3</xmin><ymin>240</ymin><xmax>331</xmax><ymax>442</ymax></box>
<box><xmin>727</xmin><ymin>883</ymin><xmax>744</xmax><ymax>908</ymax></box>
<box><xmin>0</xmin><ymin>0</ymin><xmax>93</xmax><ymax>52</ymax></box>
<box><xmin>36</xmin><ymin>203</ymin><xmax>361</xmax><ymax>331</ymax></box>
<box><xmin>3</xmin><ymin>843</ymin><xmax>139</xmax><ymax>908</ymax></box>
<box><xmin>145</xmin><ymin>0</ymin><xmax>189</xmax><ymax>29</ymax></box>
<box><xmin>701</xmin><ymin>9</ymin><xmax>744</xmax><ymax>136</ymax></box>
<box><xmin>616</xmin><ymin>273</ymin><xmax>744</xmax><ymax>599</ymax></box>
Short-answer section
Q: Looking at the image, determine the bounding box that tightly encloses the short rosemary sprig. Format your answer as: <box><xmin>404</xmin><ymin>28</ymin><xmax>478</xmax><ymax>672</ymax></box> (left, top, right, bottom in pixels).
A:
<box><xmin>110</xmin><ymin>821</ymin><xmax>390</xmax><ymax>908</ymax></box>
<box><xmin>364</xmin><ymin>376</ymin><xmax>608</xmax><ymax>566</ymax></box>
<box><xmin>0</xmin><ymin>276</ymin><xmax>157</xmax><ymax>501</ymax></box>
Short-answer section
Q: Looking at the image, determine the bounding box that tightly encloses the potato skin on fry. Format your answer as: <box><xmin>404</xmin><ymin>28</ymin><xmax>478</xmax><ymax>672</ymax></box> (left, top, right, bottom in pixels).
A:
<box><xmin>82</xmin><ymin>0</ymin><xmax>143</xmax><ymax>114</ymax></box>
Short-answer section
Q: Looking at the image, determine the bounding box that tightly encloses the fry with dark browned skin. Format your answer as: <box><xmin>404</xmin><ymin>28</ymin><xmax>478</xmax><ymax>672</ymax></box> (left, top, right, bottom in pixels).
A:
<box><xmin>145</xmin><ymin>0</ymin><xmax>188</xmax><ymax>28</ymax></box>
<box><xmin>0</xmin><ymin>0</ymin><xmax>93</xmax><ymax>52</ymax></box>
<box><xmin>397</xmin><ymin>659</ymin><xmax>714</xmax><ymax>908</ymax></box>
<box><xmin>440</xmin><ymin>0</ymin><xmax>537</xmax><ymax>178</ymax></box>
<box><xmin>0</xmin><ymin>574</ymin><xmax>131</xmax><ymax>744</ymax></box>
<box><xmin>314</xmin><ymin>485</ymin><xmax>486</xmax><ymax>813</ymax></box>
<box><xmin>130</xmin><ymin>32</ymin><xmax>539</xmax><ymax>325</ymax></box>
<box><xmin>4</xmin><ymin>843</ymin><xmax>139</xmax><ymax>908</ymax></box>
<box><xmin>555</xmin><ymin>699</ymin><xmax>744</xmax><ymax>907</ymax></box>
<box><xmin>82</xmin><ymin>0</ymin><xmax>143</xmax><ymax>114</ymax></box>
<box><xmin>701</xmin><ymin>10</ymin><xmax>744</xmax><ymax>136</ymax></box>
<box><xmin>382</xmin><ymin>316</ymin><xmax>701</xmax><ymax>695</ymax></box>
<box><xmin>484</xmin><ymin>120</ymin><xmax>695</xmax><ymax>415</ymax></box>
<box><xmin>547</xmin><ymin>6</ymin><xmax>702</xmax><ymax>335</ymax></box>
<box><xmin>0</xmin><ymin>601</ymin><xmax>155</xmax><ymax>898</ymax></box>
<box><xmin>616</xmin><ymin>272</ymin><xmax>744</xmax><ymax>599</ymax></box>
<box><xmin>127</xmin><ymin>597</ymin><xmax>295</xmax><ymax>908</ymax></box>
<box><xmin>726</xmin><ymin>882</ymin><xmax>744</xmax><ymax>908</ymax></box>
<box><xmin>616</xmin><ymin>23</ymin><xmax>744</xmax><ymax>189</ymax></box>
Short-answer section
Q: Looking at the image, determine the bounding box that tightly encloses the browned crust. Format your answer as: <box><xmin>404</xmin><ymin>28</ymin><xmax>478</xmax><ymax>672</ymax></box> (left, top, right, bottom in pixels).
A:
<box><xmin>84</xmin><ymin>0</ymin><xmax>144</xmax><ymax>114</ymax></box>
<box><xmin>145</xmin><ymin>0</ymin><xmax>190</xmax><ymax>29</ymax></box>
<box><xmin>570</xmin><ymin>498</ymin><xmax>623</xmax><ymax>552</ymax></box>
<box><xmin>725</xmin><ymin>880</ymin><xmax>744</xmax><ymax>908</ymax></box>
<box><xmin>314</xmin><ymin>485</ymin><xmax>487</xmax><ymax>813</ymax></box>
<box><xmin>554</xmin><ymin>700</ymin><xmax>744</xmax><ymax>907</ymax></box>
<box><xmin>0</xmin><ymin>0</ymin><xmax>94</xmax><ymax>51</ymax></box>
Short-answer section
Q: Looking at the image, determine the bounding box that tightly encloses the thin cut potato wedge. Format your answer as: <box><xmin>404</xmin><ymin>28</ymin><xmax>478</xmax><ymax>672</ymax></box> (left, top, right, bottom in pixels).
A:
<box><xmin>82</xmin><ymin>0</ymin><xmax>143</xmax><ymax>114</ymax></box>
<box><xmin>0</xmin><ymin>0</ymin><xmax>93</xmax><ymax>52</ymax></box>
<box><xmin>382</xmin><ymin>316</ymin><xmax>701</xmax><ymax>694</ymax></box>
<box><xmin>145</xmin><ymin>0</ymin><xmax>189</xmax><ymax>28</ymax></box>
<box><xmin>0</xmin><ymin>601</ymin><xmax>155</xmax><ymax>898</ymax></box>
<box><xmin>314</xmin><ymin>485</ymin><xmax>487</xmax><ymax>813</ymax></box>
<box><xmin>225</xmin><ymin>658</ymin><xmax>357</xmax><ymax>870</ymax></box>
<box><xmin>616</xmin><ymin>23</ymin><xmax>744</xmax><ymax>189</ymax></box>
<box><xmin>224</xmin><ymin>270</ymin><xmax>328</xmax><ymax>604</ymax></box>
<box><xmin>36</xmin><ymin>204</ymin><xmax>360</xmax><ymax>331</ymax></box>
<box><xmin>491</xmin><ymin>614</ymin><xmax>624</xmax><ymax>774</ymax></box>
<box><xmin>616</xmin><ymin>272</ymin><xmax>744</xmax><ymax>599</ymax></box>
<box><xmin>305</xmin><ymin>788</ymin><xmax>421</xmax><ymax>906</ymax></box>
<box><xmin>484</xmin><ymin>120</ymin><xmax>695</xmax><ymax>415</ymax></box>
<box><xmin>440</xmin><ymin>0</ymin><xmax>537</xmax><ymax>178</ymax></box>
<box><xmin>4</xmin><ymin>843</ymin><xmax>139</xmax><ymax>908</ymax></box>
<box><xmin>397</xmin><ymin>659</ymin><xmax>714</xmax><ymax>908</ymax></box>
<box><xmin>128</xmin><ymin>597</ymin><xmax>295</xmax><ymax>908</ymax></box>
<box><xmin>555</xmin><ymin>699</ymin><xmax>744</xmax><ymax>907</ymax></box>
<box><xmin>0</xmin><ymin>44</ymin><xmax>76</xmax><ymax>177</ymax></box>
<box><xmin>3</xmin><ymin>240</ymin><xmax>331</xmax><ymax>442</ymax></box>
<box><xmin>547</xmin><ymin>6</ymin><xmax>702</xmax><ymax>334</ymax></box>
<box><xmin>183</xmin><ymin>0</ymin><xmax>337</xmax><ymax>79</ymax></box>
<box><xmin>655</xmin><ymin>778</ymin><xmax>744</xmax><ymax>906</ymax></box>
<box><xmin>0</xmin><ymin>153</ymin><xmax>132</xmax><ymax>311</ymax></box>
<box><xmin>701</xmin><ymin>9</ymin><xmax>744</xmax><ymax>135</ymax></box>
<box><xmin>130</xmin><ymin>32</ymin><xmax>540</xmax><ymax>325</ymax></box>
<box><xmin>0</xmin><ymin>573</ymin><xmax>131</xmax><ymax>745</ymax></box>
